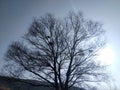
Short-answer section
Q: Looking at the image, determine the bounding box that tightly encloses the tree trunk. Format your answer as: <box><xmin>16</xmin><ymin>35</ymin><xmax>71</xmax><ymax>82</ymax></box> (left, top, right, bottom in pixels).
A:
<box><xmin>62</xmin><ymin>87</ymin><xmax>69</xmax><ymax>90</ymax></box>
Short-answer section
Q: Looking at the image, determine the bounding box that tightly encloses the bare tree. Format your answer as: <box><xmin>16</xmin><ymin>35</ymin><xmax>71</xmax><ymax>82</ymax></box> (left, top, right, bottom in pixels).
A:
<box><xmin>3</xmin><ymin>11</ymin><xmax>108</xmax><ymax>90</ymax></box>
<box><xmin>1</xmin><ymin>61</ymin><xmax>25</xmax><ymax>78</ymax></box>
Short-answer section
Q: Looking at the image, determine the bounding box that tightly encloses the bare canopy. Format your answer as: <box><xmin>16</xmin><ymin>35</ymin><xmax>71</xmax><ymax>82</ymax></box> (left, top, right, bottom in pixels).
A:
<box><xmin>3</xmin><ymin>11</ymin><xmax>107</xmax><ymax>90</ymax></box>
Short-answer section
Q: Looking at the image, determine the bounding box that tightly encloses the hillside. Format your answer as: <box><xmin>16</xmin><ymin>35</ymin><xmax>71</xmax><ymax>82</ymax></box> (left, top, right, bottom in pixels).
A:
<box><xmin>0</xmin><ymin>76</ymin><xmax>85</xmax><ymax>90</ymax></box>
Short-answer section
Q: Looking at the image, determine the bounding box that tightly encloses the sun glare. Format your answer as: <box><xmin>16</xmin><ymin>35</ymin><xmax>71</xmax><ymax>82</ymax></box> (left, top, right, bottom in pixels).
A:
<box><xmin>98</xmin><ymin>45</ymin><xmax>115</xmax><ymax>65</ymax></box>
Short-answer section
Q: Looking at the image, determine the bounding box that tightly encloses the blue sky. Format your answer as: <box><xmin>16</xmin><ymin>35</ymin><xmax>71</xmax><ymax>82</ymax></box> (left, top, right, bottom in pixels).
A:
<box><xmin>0</xmin><ymin>0</ymin><xmax>120</xmax><ymax>89</ymax></box>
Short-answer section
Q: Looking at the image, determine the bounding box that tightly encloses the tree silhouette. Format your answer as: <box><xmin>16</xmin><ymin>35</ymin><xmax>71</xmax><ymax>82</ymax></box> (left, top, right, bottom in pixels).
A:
<box><xmin>3</xmin><ymin>11</ymin><xmax>108</xmax><ymax>90</ymax></box>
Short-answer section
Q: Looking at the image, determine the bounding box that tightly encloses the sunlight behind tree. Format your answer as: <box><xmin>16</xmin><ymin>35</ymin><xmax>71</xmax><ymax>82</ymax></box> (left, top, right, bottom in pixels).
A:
<box><xmin>98</xmin><ymin>45</ymin><xmax>115</xmax><ymax>65</ymax></box>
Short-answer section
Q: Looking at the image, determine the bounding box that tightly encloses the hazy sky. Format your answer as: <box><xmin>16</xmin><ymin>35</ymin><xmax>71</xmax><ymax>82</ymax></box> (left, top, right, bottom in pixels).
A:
<box><xmin>0</xmin><ymin>0</ymin><xmax>120</xmax><ymax>89</ymax></box>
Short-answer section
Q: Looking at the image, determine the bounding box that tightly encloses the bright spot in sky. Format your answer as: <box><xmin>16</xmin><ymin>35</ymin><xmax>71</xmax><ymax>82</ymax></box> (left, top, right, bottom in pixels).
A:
<box><xmin>98</xmin><ymin>45</ymin><xmax>115</xmax><ymax>65</ymax></box>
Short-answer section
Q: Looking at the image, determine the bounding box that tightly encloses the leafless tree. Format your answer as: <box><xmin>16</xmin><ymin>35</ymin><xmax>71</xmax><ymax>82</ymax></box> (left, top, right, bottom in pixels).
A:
<box><xmin>1</xmin><ymin>61</ymin><xmax>25</xmax><ymax>78</ymax></box>
<box><xmin>3</xmin><ymin>11</ymin><xmax>108</xmax><ymax>90</ymax></box>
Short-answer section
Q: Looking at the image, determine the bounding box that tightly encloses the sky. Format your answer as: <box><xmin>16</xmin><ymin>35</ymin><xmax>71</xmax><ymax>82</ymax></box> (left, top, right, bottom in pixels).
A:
<box><xmin>0</xmin><ymin>0</ymin><xmax>120</xmax><ymax>89</ymax></box>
